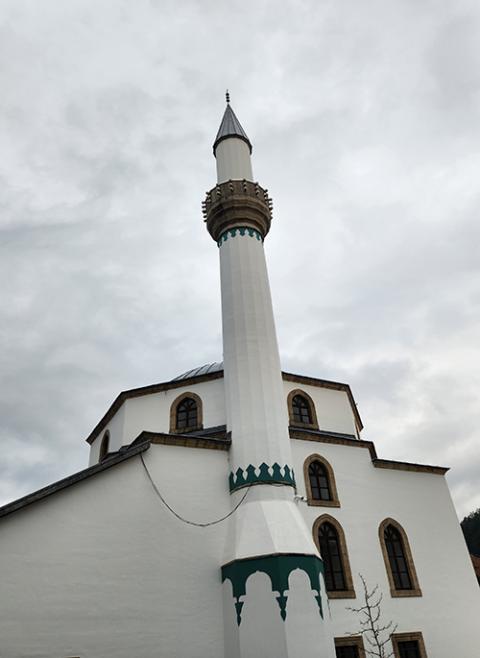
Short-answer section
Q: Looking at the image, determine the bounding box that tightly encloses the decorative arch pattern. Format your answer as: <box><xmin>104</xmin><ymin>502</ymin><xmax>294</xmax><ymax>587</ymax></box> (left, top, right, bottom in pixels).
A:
<box><xmin>378</xmin><ymin>518</ymin><xmax>422</xmax><ymax>597</ymax></box>
<box><xmin>303</xmin><ymin>454</ymin><xmax>340</xmax><ymax>507</ymax></box>
<box><xmin>287</xmin><ymin>388</ymin><xmax>319</xmax><ymax>429</ymax></box>
<box><xmin>169</xmin><ymin>392</ymin><xmax>203</xmax><ymax>433</ymax></box>
<box><xmin>313</xmin><ymin>514</ymin><xmax>355</xmax><ymax>599</ymax></box>
<box><xmin>99</xmin><ymin>430</ymin><xmax>110</xmax><ymax>462</ymax></box>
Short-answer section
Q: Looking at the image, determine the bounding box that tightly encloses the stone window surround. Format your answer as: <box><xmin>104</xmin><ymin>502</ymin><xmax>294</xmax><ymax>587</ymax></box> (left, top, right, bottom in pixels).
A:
<box><xmin>378</xmin><ymin>518</ymin><xmax>422</xmax><ymax>598</ymax></box>
<box><xmin>169</xmin><ymin>391</ymin><xmax>203</xmax><ymax>434</ymax></box>
<box><xmin>334</xmin><ymin>635</ymin><xmax>366</xmax><ymax>658</ymax></box>
<box><xmin>303</xmin><ymin>453</ymin><xmax>340</xmax><ymax>508</ymax></box>
<box><xmin>287</xmin><ymin>388</ymin><xmax>319</xmax><ymax>430</ymax></box>
<box><xmin>313</xmin><ymin>514</ymin><xmax>356</xmax><ymax>599</ymax></box>
<box><xmin>99</xmin><ymin>430</ymin><xmax>110</xmax><ymax>463</ymax></box>
<box><xmin>391</xmin><ymin>632</ymin><xmax>427</xmax><ymax>658</ymax></box>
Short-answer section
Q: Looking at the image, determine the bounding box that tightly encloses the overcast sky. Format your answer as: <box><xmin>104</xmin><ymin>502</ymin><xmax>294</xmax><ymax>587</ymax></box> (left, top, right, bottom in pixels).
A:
<box><xmin>0</xmin><ymin>0</ymin><xmax>479</xmax><ymax>519</ymax></box>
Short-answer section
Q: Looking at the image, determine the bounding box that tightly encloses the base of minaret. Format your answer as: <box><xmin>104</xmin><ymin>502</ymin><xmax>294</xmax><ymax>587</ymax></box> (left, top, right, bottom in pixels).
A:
<box><xmin>222</xmin><ymin>553</ymin><xmax>336</xmax><ymax>658</ymax></box>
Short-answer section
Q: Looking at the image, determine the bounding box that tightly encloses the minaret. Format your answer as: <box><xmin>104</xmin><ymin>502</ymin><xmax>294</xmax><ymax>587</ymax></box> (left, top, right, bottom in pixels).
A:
<box><xmin>203</xmin><ymin>96</ymin><xmax>336</xmax><ymax>658</ymax></box>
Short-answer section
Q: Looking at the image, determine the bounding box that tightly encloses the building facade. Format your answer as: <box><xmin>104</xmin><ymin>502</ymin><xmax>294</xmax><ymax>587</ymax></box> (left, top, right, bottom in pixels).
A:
<box><xmin>0</xmin><ymin>101</ymin><xmax>478</xmax><ymax>658</ymax></box>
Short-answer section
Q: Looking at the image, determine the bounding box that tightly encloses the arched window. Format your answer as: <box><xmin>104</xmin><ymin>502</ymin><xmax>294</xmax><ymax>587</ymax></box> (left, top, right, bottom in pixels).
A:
<box><xmin>99</xmin><ymin>430</ymin><xmax>110</xmax><ymax>462</ymax></box>
<box><xmin>304</xmin><ymin>454</ymin><xmax>340</xmax><ymax>507</ymax></box>
<box><xmin>313</xmin><ymin>515</ymin><xmax>355</xmax><ymax>598</ymax></box>
<box><xmin>287</xmin><ymin>389</ymin><xmax>318</xmax><ymax>429</ymax></box>
<box><xmin>170</xmin><ymin>392</ymin><xmax>203</xmax><ymax>433</ymax></box>
<box><xmin>176</xmin><ymin>397</ymin><xmax>198</xmax><ymax>429</ymax></box>
<box><xmin>292</xmin><ymin>394</ymin><xmax>312</xmax><ymax>424</ymax></box>
<box><xmin>379</xmin><ymin>519</ymin><xmax>422</xmax><ymax>597</ymax></box>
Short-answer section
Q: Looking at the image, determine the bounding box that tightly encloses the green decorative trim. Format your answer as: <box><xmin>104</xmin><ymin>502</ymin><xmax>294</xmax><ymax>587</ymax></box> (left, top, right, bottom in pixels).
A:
<box><xmin>222</xmin><ymin>553</ymin><xmax>324</xmax><ymax>625</ymax></box>
<box><xmin>229</xmin><ymin>462</ymin><xmax>295</xmax><ymax>492</ymax></box>
<box><xmin>218</xmin><ymin>226</ymin><xmax>263</xmax><ymax>246</ymax></box>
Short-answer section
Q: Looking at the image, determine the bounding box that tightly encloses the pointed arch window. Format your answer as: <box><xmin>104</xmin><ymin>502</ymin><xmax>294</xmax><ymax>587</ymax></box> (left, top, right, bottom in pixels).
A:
<box><xmin>170</xmin><ymin>392</ymin><xmax>203</xmax><ymax>433</ymax></box>
<box><xmin>293</xmin><ymin>395</ymin><xmax>312</xmax><ymax>424</ymax></box>
<box><xmin>176</xmin><ymin>397</ymin><xmax>198</xmax><ymax>429</ymax></box>
<box><xmin>287</xmin><ymin>389</ymin><xmax>319</xmax><ymax>429</ymax></box>
<box><xmin>379</xmin><ymin>519</ymin><xmax>422</xmax><ymax>597</ymax></box>
<box><xmin>99</xmin><ymin>430</ymin><xmax>110</xmax><ymax>463</ymax></box>
<box><xmin>304</xmin><ymin>454</ymin><xmax>340</xmax><ymax>507</ymax></box>
<box><xmin>313</xmin><ymin>515</ymin><xmax>355</xmax><ymax>598</ymax></box>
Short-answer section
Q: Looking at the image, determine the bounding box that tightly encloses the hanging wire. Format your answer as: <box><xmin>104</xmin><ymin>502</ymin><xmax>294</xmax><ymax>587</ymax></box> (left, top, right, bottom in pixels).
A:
<box><xmin>140</xmin><ymin>452</ymin><xmax>250</xmax><ymax>527</ymax></box>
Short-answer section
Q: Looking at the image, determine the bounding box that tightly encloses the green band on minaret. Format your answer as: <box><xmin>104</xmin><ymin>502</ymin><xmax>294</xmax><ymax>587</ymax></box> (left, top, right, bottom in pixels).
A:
<box><xmin>229</xmin><ymin>462</ymin><xmax>295</xmax><ymax>492</ymax></box>
<box><xmin>222</xmin><ymin>553</ymin><xmax>324</xmax><ymax>625</ymax></box>
<box><xmin>218</xmin><ymin>226</ymin><xmax>263</xmax><ymax>247</ymax></box>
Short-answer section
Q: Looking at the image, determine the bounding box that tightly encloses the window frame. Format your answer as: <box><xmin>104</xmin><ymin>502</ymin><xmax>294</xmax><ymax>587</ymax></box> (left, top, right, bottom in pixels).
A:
<box><xmin>335</xmin><ymin>636</ymin><xmax>366</xmax><ymax>658</ymax></box>
<box><xmin>391</xmin><ymin>632</ymin><xmax>427</xmax><ymax>658</ymax></box>
<box><xmin>169</xmin><ymin>392</ymin><xmax>203</xmax><ymax>434</ymax></box>
<box><xmin>313</xmin><ymin>514</ymin><xmax>356</xmax><ymax>599</ymax></box>
<box><xmin>304</xmin><ymin>454</ymin><xmax>340</xmax><ymax>508</ymax></box>
<box><xmin>379</xmin><ymin>518</ymin><xmax>422</xmax><ymax>598</ymax></box>
<box><xmin>99</xmin><ymin>430</ymin><xmax>110</xmax><ymax>462</ymax></box>
<box><xmin>287</xmin><ymin>389</ymin><xmax>319</xmax><ymax>430</ymax></box>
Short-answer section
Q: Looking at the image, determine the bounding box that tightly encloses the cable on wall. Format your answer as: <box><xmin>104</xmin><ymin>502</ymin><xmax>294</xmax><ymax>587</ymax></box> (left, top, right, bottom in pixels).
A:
<box><xmin>139</xmin><ymin>452</ymin><xmax>250</xmax><ymax>527</ymax></box>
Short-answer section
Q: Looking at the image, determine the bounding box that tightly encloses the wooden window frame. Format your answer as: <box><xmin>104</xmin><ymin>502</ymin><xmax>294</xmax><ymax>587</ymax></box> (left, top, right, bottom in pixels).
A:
<box><xmin>304</xmin><ymin>454</ymin><xmax>340</xmax><ymax>507</ymax></box>
<box><xmin>335</xmin><ymin>636</ymin><xmax>366</xmax><ymax>658</ymax></box>
<box><xmin>379</xmin><ymin>518</ymin><xmax>422</xmax><ymax>598</ymax></box>
<box><xmin>391</xmin><ymin>632</ymin><xmax>427</xmax><ymax>658</ymax></box>
<box><xmin>99</xmin><ymin>430</ymin><xmax>110</xmax><ymax>462</ymax></box>
<box><xmin>287</xmin><ymin>389</ymin><xmax>319</xmax><ymax>430</ymax></box>
<box><xmin>169</xmin><ymin>392</ymin><xmax>203</xmax><ymax>434</ymax></box>
<box><xmin>313</xmin><ymin>514</ymin><xmax>356</xmax><ymax>599</ymax></box>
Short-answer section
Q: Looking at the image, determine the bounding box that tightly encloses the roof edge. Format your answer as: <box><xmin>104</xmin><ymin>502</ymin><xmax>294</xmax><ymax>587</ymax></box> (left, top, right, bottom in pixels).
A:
<box><xmin>85</xmin><ymin>369</ymin><xmax>363</xmax><ymax>445</ymax></box>
<box><xmin>0</xmin><ymin>442</ymin><xmax>150</xmax><ymax>521</ymax></box>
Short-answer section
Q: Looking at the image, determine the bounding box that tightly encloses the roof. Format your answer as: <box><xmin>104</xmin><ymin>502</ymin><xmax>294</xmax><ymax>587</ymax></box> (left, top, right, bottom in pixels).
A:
<box><xmin>0</xmin><ymin>441</ymin><xmax>150</xmax><ymax>520</ymax></box>
<box><xmin>84</xmin><ymin>365</ymin><xmax>364</xmax><ymax>445</ymax></box>
<box><xmin>172</xmin><ymin>362</ymin><xmax>223</xmax><ymax>381</ymax></box>
<box><xmin>0</xmin><ymin>424</ymin><xmax>448</xmax><ymax>522</ymax></box>
<box><xmin>213</xmin><ymin>103</ymin><xmax>252</xmax><ymax>154</ymax></box>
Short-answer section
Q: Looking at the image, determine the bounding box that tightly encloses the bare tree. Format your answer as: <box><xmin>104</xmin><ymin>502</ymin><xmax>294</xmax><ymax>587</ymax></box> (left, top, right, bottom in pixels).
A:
<box><xmin>346</xmin><ymin>574</ymin><xmax>397</xmax><ymax>658</ymax></box>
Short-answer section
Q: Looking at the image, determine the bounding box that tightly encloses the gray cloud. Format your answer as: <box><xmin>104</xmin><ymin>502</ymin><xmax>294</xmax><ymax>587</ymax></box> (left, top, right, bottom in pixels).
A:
<box><xmin>0</xmin><ymin>0</ymin><xmax>479</xmax><ymax>519</ymax></box>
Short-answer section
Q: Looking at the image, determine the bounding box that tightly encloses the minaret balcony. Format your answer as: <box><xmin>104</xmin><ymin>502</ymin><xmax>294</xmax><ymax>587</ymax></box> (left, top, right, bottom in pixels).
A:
<box><xmin>203</xmin><ymin>179</ymin><xmax>273</xmax><ymax>243</ymax></box>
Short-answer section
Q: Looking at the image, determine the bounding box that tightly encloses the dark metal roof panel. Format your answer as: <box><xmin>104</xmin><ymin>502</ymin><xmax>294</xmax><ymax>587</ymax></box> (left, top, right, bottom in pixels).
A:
<box><xmin>213</xmin><ymin>104</ymin><xmax>252</xmax><ymax>153</ymax></box>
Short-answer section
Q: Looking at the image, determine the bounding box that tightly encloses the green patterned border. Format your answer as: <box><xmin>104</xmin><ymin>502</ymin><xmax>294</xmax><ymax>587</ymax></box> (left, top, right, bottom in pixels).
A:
<box><xmin>229</xmin><ymin>462</ymin><xmax>295</xmax><ymax>492</ymax></box>
<box><xmin>222</xmin><ymin>553</ymin><xmax>324</xmax><ymax>625</ymax></box>
<box><xmin>218</xmin><ymin>226</ymin><xmax>263</xmax><ymax>246</ymax></box>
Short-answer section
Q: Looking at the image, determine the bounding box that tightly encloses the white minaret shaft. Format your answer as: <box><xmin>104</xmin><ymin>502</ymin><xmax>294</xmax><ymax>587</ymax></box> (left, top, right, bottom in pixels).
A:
<box><xmin>204</xmin><ymin>99</ymin><xmax>335</xmax><ymax>658</ymax></box>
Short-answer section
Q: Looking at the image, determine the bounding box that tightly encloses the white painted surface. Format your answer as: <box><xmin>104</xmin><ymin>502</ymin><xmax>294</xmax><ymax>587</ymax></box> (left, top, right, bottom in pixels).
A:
<box><xmin>283</xmin><ymin>381</ymin><xmax>358</xmax><ymax>436</ymax></box>
<box><xmin>215</xmin><ymin>137</ymin><xmax>253</xmax><ymax>183</ymax></box>
<box><xmin>291</xmin><ymin>438</ymin><xmax>480</xmax><ymax>657</ymax></box>
<box><xmin>0</xmin><ymin>444</ymin><xmax>230</xmax><ymax>658</ymax></box>
<box><xmin>219</xmin><ymin>234</ymin><xmax>291</xmax><ymax>474</ymax></box>
<box><xmin>1</xmin><ymin>437</ymin><xmax>479</xmax><ymax>656</ymax></box>
<box><xmin>88</xmin><ymin>404</ymin><xmax>125</xmax><ymax>466</ymax></box>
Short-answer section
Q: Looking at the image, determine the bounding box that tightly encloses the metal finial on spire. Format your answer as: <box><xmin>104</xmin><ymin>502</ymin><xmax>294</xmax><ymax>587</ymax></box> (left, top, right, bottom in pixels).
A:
<box><xmin>226</xmin><ymin>89</ymin><xmax>230</xmax><ymax>104</ymax></box>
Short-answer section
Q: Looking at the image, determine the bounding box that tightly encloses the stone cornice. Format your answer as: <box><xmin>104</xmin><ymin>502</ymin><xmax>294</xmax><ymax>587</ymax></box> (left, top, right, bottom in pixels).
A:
<box><xmin>282</xmin><ymin>371</ymin><xmax>363</xmax><ymax>432</ymax></box>
<box><xmin>133</xmin><ymin>430</ymin><xmax>231</xmax><ymax>451</ymax></box>
<box><xmin>289</xmin><ymin>428</ymin><xmax>449</xmax><ymax>475</ymax></box>
<box><xmin>85</xmin><ymin>369</ymin><xmax>363</xmax><ymax>445</ymax></box>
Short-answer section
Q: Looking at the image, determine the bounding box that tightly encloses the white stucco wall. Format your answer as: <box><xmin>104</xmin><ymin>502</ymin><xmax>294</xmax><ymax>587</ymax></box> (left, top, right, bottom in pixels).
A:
<box><xmin>283</xmin><ymin>381</ymin><xmax>358</xmax><ymax>437</ymax></box>
<box><xmin>1</xmin><ymin>436</ymin><xmax>479</xmax><ymax>657</ymax></box>
<box><xmin>0</xmin><ymin>444</ymin><xmax>230</xmax><ymax>658</ymax></box>
<box><xmin>88</xmin><ymin>404</ymin><xmax>125</xmax><ymax>466</ymax></box>
<box><xmin>291</xmin><ymin>438</ymin><xmax>480</xmax><ymax>657</ymax></box>
<box><xmin>88</xmin><ymin>375</ymin><xmax>360</xmax><ymax>466</ymax></box>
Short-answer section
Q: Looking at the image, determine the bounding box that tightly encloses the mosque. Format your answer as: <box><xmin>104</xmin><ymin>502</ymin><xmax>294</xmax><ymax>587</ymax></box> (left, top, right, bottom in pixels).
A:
<box><xmin>0</xmin><ymin>99</ymin><xmax>478</xmax><ymax>658</ymax></box>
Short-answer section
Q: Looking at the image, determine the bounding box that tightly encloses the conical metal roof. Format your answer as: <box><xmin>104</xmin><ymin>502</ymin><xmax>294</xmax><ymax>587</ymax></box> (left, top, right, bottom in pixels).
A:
<box><xmin>213</xmin><ymin>103</ymin><xmax>252</xmax><ymax>154</ymax></box>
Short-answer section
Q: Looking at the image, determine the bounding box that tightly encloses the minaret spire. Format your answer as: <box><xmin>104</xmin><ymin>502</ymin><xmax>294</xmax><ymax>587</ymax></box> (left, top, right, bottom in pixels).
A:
<box><xmin>203</xmin><ymin>106</ymin><xmax>336</xmax><ymax>657</ymax></box>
